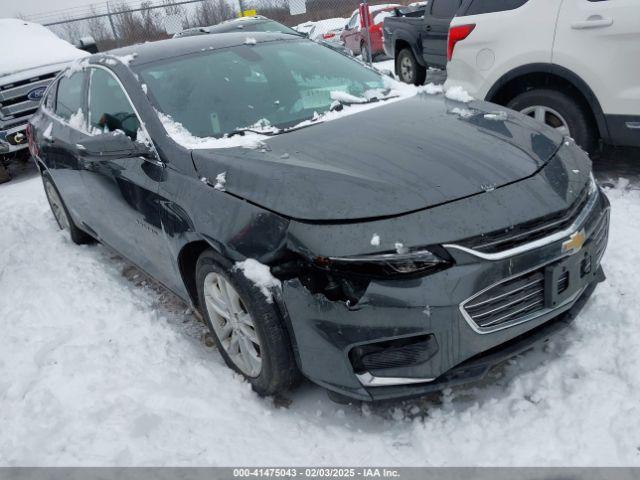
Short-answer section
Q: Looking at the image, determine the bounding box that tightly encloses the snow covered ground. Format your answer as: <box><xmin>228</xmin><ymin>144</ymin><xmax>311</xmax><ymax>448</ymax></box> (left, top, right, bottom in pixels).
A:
<box><xmin>2</xmin><ymin>171</ymin><xmax>640</xmax><ymax>466</ymax></box>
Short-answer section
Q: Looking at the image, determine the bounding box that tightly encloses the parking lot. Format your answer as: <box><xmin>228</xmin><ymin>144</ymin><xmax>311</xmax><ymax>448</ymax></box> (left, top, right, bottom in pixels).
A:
<box><xmin>1</xmin><ymin>139</ymin><xmax>639</xmax><ymax>465</ymax></box>
<box><xmin>2</xmin><ymin>0</ymin><xmax>639</xmax><ymax>468</ymax></box>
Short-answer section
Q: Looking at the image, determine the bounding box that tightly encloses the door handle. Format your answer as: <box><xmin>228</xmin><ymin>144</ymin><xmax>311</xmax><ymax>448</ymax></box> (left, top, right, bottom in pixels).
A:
<box><xmin>424</xmin><ymin>25</ymin><xmax>432</xmax><ymax>32</ymax></box>
<box><xmin>571</xmin><ymin>15</ymin><xmax>613</xmax><ymax>30</ymax></box>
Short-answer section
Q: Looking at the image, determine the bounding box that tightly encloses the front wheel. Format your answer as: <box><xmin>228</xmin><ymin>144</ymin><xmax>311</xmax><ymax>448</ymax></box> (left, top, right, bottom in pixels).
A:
<box><xmin>195</xmin><ymin>250</ymin><xmax>300</xmax><ymax>396</ymax></box>
<box><xmin>507</xmin><ymin>89</ymin><xmax>597</xmax><ymax>153</ymax></box>
<box><xmin>396</xmin><ymin>48</ymin><xmax>426</xmax><ymax>85</ymax></box>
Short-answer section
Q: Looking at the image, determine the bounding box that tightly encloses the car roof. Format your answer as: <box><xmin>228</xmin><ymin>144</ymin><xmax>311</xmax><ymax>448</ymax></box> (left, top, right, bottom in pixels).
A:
<box><xmin>176</xmin><ymin>16</ymin><xmax>276</xmax><ymax>37</ymax></box>
<box><xmin>99</xmin><ymin>32</ymin><xmax>301</xmax><ymax>67</ymax></box>
<box><xmin>202</xmin><ymin>18</ymin><xmax>293</xmax><ymax>34</ymax></box>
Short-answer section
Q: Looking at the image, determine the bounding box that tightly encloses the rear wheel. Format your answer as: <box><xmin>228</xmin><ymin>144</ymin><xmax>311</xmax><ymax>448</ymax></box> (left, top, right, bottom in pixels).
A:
<box><xmin>396</xmin><ymin>48</ymin><xmax>426</xmax><ymax>85</ymax></box>
<box><xmin>42</xmin><ymin>171</ymin><xmax>93</xmax><ymax>244</ymax></box>
<box><xmin>507</xmin><ymin>89</ymin><xmax>597</xmax><ymax>153</ymax></box>
<box><xmin>195</xmin><ymin>250</ymin><xmax>300</xmax><ymax>396</ymax></box>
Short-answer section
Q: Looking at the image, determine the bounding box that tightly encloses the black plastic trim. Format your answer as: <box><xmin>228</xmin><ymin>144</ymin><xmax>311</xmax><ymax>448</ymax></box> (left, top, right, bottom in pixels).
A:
<box><xmin>485</xmin><ymin>63</ymin><xmax>611</xmax><ymax>144</ymax></box>
<box><xmin>604</xmin><ymin>114</ymin><xmax>640</xmax><ymax>148</ymax></box>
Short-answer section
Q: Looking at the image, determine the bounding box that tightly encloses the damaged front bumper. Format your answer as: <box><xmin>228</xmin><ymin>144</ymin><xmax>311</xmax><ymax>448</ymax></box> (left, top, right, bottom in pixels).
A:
<box><xmin>278</xmin><ymin>192</ymin><xmax>610</xmax><ymax>402</ymax></box>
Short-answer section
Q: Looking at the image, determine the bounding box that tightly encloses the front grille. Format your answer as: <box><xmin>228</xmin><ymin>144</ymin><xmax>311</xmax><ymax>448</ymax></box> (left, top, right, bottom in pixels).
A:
<box><xmin>459</xmin><ymin>184</ymin><xmax>591</xmax><ymax>254</ymax></box>
<box><xmin>463</xmin><ymin>209</ymin><xmax>608</xmax><ymax>331</ymax></box>
<box><xmin>0</xmin><ymin>72</ymin><xmax>57</xmax><ymax>128</ymax></box>
<box><xmin>464</xmin><ymin>269</ymin><xmax>546</xmax><ymax>330</ymax></box>
<box><xmin>463</xmin><ymin>266</ymin><xmax>581</xmax><ymax>330</ymax></box>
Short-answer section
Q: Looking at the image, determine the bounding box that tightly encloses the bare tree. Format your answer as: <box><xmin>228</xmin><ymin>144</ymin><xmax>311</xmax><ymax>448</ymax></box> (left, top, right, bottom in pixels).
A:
<box><xmin>86</xmin><ymin>6</ymin><xmax>112</xmax><ymax>43</ymax></box>
<box><xmin>162</xmin><ymin>0</ymin><xmax>189</xmax><ymax>30</ymax></box>
<box><xmin>59</xmin><ymin>16</ymin><xmax>84</xmax><ymax>43</ymax></box>
<box><xmin>112</xmin><ymin>1</ymin><xmax>167</xmax><ymax>46</ymax></box>
<box><xmin>190</xmin><ymin>0</ymin><xmax>236</xmax><ymax>28</ymax></box>
<box><xmin>162</xmin><ymin>0</ymin><xmax>185</xmax><ymax>16</ymax></box>
<box><xmin>139</xmin><ymin>1</ymin><xmax>165</xmax><ymax>40</ymax></box>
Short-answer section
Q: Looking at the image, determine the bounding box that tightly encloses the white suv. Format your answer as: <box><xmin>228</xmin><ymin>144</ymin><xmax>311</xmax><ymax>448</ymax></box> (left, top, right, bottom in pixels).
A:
<box><xmin>445</xmin><ymin>0</ymin><xmax>640</xmax><ymax>153</ymax></box>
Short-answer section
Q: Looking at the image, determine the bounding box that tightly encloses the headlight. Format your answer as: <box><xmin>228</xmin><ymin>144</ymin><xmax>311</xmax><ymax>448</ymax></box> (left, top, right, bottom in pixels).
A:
<box><xmin>315</xmin><ymin>248</ymin><xmax>452</xmax><ymax>278</ymax></box>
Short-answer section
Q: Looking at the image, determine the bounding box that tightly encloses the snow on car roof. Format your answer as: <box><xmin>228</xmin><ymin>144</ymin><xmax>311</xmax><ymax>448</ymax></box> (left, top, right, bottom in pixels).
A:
<box><xmin>349</xmin><ymin>3</ymin><xmax>402</xmax><ymax>16</ymax></box>
<box><xmin>0</xmin><ymin>19</ymin><xmax>88</xmax><ymax>77</ymax></box>
<box><xmin>307</xmin><ymin>18</ymin><xmax>348</xmax><ymax>39</ymax></box>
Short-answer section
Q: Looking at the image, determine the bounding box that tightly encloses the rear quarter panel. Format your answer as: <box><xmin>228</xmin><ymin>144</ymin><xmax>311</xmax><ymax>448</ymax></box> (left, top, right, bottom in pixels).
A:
<box><xmin>445</xmin><ymin>0</ymin><xmax>560</xmax><ymax>99</ymax></box>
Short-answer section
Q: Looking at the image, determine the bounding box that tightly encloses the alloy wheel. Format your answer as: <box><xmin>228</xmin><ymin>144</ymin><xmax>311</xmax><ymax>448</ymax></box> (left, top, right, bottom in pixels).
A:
<box><xmin>203</xmin><ymin>272</ymin><xmax>262</xmax><ymax>378</ymax></box>
<box><xmin>44</xmin><ymin>181</ymin><xmax>70</xmax><ymax>230</ymax></box>
<box><xmin>521</xmin><ymin>105</ymin><xmax>571</xmax><ymax>136</ymax></box>
<box><xmin>400</xmin><ymin>55</ymin><xmax>414</xmax><ymax>83</ymax></box>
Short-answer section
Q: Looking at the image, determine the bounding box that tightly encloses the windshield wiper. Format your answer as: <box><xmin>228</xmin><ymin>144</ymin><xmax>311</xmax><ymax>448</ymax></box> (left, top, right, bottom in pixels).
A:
<box><xmin>227</xmin><ymin>91</ymin><xmax>398</xmax><ymax>137</ymax></box>
<box><xmin>329</xmin><ymin>92</ymin><xmax>398</xmax><ymax>112</ymax></box>
<box><xmin>226</xmin><ymin>128</ymin><xmax>281</xmax><ymax>138</ymax></box>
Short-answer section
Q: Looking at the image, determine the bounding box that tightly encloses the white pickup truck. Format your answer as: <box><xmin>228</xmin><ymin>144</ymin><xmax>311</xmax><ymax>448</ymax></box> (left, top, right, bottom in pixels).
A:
<box><xmin>0</xmin><ymin>19</ymin><xmax>89</xmax><ymax>182</ymax></box>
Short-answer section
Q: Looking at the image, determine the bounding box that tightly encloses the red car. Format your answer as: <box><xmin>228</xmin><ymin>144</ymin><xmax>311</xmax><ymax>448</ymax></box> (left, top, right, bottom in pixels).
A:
<box><xmin>341</xmin><ymin>3</ymin><xmax>401</xmax><ymax>62</ymax></box>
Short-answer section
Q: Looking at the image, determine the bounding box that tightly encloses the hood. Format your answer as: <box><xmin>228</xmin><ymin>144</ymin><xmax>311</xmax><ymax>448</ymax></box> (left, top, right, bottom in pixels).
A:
<box><xmin>0</xmin><ymin>19</ymin><xmax>88</xmax><ymax>78</ymax></box>
<box><xmin>192</xmin><ymin>94</ymin><xmax>563</xmax><ymax>221</ymax></box>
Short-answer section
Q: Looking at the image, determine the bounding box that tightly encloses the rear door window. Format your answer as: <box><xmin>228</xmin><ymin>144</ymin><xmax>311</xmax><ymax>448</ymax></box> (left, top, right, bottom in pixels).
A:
<box><xmin>462</xmin><ymin>0</ymin><xmax>529</xmax><ymax>15</ymax></box>
<box><xmin>431</xmin><ymin>0</ymin><xmax>462</xmax><ymax>18</ymax></box>
<box><xmin>55</xmin><ymin>72</ymin><xmax>85</xmax><ymax>121</ymax></box>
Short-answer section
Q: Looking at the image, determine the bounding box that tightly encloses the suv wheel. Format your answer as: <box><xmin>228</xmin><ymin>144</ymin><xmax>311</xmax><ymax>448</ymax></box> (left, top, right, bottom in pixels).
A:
<box><xmin>507</xmin><ymin>89</ymin><xmax>597</xmax><ymax>153</ymax></box>
<box><xmin>195</xmin><ymin>250</ymin><xmax>300</xmax><ymax>396</ymax></box>
<box><xmin>396</xmin><ymin>48</ymin><xmax>426</xmax><ymax>85</ymax></box>
<box><xmin>42</xmin><ymin>171</ymin><xmax>93</xmax><ymax>244</ymax></box>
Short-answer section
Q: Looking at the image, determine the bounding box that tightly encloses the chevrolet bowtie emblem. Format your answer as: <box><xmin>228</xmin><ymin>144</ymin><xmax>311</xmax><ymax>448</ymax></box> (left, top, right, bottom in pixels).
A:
<box><xmin>562</xmin><ymin>230</ymin><xmax>586</xmax><ymax>255</ymax></box>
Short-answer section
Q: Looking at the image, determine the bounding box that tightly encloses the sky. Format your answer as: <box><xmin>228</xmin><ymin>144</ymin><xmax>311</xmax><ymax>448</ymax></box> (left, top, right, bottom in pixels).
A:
<box><xmin>4</xmin><ymin>0</ymin><xmax>103</xmax><ymax>19</ymax></box>
<box><xmin>4</xmin><ymin>0</ymin><xmax>241</xmax><ymax>21</ymax></box>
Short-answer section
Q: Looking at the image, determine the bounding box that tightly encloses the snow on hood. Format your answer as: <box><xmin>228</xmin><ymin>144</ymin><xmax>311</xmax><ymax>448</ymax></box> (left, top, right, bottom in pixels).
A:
<box><xmin>0</xmin><ymin>19</ymin><xmax>88</xmax><ymax>77</ymax></box>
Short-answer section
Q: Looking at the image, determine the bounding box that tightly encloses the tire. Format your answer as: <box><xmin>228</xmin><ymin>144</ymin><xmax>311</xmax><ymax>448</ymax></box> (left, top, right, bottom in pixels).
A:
<box><xmin>195</xmin><ymin>250</ymin><xmax>300</xmax><ymax>396</ymax></box>
<box><xmin>507</xmin><ymin>89</ymin><xmax>597</xmax><ymax>153</ymax></box>
<box><xmin>41</xmin><ymin>171</ymin><xmax>93</xmax><ymax>245</ymax></box>
<box><xmin>396</xmin><ymin>48</ymin><xmax>426</xmax><ymax>86</ymax></box>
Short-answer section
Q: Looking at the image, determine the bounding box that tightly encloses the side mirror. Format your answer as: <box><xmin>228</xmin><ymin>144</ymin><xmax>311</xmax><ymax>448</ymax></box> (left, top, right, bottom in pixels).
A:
<box><xmin>77</xmin><ymin>132</ymin><xmax>153</xmax><ymax>159</ymax></box>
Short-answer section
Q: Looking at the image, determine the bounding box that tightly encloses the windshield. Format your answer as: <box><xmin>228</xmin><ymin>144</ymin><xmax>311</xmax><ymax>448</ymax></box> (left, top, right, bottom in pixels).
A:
<box><xmin>138</xmin><ymin>40</ymin><xmax>387</xmax><ymax>139</ymax></box>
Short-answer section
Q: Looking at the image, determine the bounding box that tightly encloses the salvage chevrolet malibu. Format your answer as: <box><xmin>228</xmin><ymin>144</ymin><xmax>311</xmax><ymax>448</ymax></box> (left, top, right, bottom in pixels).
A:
<box><xmin>27</xmin><ymin>33</ymin><xmax>610</xmax><ymax>402</ymax></box>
